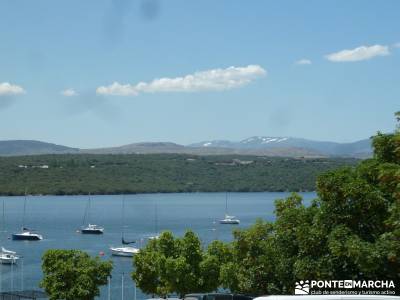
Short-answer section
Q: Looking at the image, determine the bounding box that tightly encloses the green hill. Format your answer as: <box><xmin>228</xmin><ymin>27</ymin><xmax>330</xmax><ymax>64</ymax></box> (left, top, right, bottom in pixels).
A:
<box><xmin>0</xmin><ymin>153</ymin><xmax>359</xmax><ymax>195</ymax></box>
<box><xmin>0</xmin><ymin>140</ymin><xmax>79</xmax><ymax>156</ymax></box>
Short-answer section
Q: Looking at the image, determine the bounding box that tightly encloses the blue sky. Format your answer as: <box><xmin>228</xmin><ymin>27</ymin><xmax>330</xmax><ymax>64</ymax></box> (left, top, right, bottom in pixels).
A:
<box><xmin>0</xmin><ymin>0</ymin><xmax>399</xmax><ymax>148</ymax></box>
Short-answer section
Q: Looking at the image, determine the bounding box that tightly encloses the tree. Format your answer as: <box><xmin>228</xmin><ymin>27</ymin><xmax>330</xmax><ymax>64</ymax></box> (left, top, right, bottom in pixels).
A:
<box><xmin>220</xmin><ymin>112</ymin><xmax>400</xmax><ymax>295</ymax></box>
<box><xmin>40</xmin><ymin>249</ymin><xmax>113</xmax><ymax>300</ymax></box>
<box><xmin>133</xmin><ymin>231</ymin><xmax>223</xmax><ymax>298</ymax></box>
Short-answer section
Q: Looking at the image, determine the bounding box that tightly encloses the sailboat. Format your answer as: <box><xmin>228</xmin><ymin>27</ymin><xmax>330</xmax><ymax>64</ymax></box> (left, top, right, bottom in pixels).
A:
<box><xmin>0</xmin><ymin>247</ymin><xmax>20</xmax><ymax>264</ymax></box>
<box><xmin>110</xmin><ymin>245</ymin><xmax>139</xmax><ymax>257</ymax></box>
<box><xmin>219</xmin><ymin>192</ymin><xmax>240</xmax><ymax>224</ymax></box>
<box><xmin>1</xmin><ymin>200</ymin><xmax>19</xmax><ymax>264</ymax></box>
<box><xmin>80</xmin><ymin>194</ymin><xmax>104</xmax><ymax>234</ymax></box>
<box><xmin>110</xmin><ymin>196</ymin><xmax>139</xmax><ymax>257</ymax></box>
<box><xmin>12</xmin><ymin>192</ymin><xmax>43</xmax><ymax>240</ymax></box>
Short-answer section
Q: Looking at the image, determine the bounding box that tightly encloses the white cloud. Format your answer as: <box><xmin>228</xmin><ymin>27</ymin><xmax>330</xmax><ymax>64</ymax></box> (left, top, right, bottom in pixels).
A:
<box><xmin>0</xmin><ymin>82</ymin><xmax>25</xmax><ymax>96</ymax></box>
<box><xmin>295</xmin><ymin>59</ymin><xmax>312</xmax><ymax>65</ymax></box>
<box><xmin>96</xmin><ymin>65</ymin><xmax>266</xmax><ymax>96</ymax></box>
<box><xmin>96</xmin><ymin>82</ymin><xmax>138</xmax><ymax>96</ymax></box>
<box><xmin>61</xmin><ymin>88</ymin><xmax>78</xmax><ymax>97</ymax></box>
<box><xmin>393</xmin><ymin>42</ymin><xmax>400</xmax><ymax>48</ymax></box>
<box><xmin>325</xmin><ymin>44</ymin><xmax>390</xmax><ymax>62</ymax></box>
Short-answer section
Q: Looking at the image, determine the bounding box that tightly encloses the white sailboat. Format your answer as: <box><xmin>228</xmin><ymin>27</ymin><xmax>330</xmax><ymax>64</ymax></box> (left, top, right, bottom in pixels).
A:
<box><xmin>110</xmin><ymin>196</ymin><xmax>139</xmax><ymax>257</ymax></box>
<box><xmin>1</xmin><ymin>200</ymin><xmax>19</xmax><ymax>264</ymax></box>
<box><xmin>80</xmin><ymin>194</ymin><xmax>104</xmax><ymax>234</ymax></box>
<box><xmin>219</xmin><ymin>193</ymin><xmax>240</xmax><ymax>224</ymax></box>
<box><xmin>12</xmin><ymin>192</ymin><xmax>43</xmax><ymax>240</ymax></box>
<box><xmin>110</xmin><ymin>246</ymin><xmax>140</xmax><ymax>257</ymax></box>
<box><xmin>0</xmin><ymin>247</ymin><xmax>19</xmax><ymax>264</ymax></box>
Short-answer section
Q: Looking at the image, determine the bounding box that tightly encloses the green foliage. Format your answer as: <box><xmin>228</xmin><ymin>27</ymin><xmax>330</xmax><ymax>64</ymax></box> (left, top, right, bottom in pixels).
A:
<box><xmin>0</xmin><ymin>154</ymin><xmax>357</xmax><ymax>195</ymax></box>
<box><xmin>131</xmin><ymin>112</ymin><xmax>400</xmax><ymax>297</ymax></box>
<box><xmin>219</xmin><ymin>112</ymin><xmax>400</xmax><ymax>295</ymax></box>
<box><xmin>133</xmin><ymin>231</ymin><xmax>225</xmax><ymax>297</ymax></box>
<box><xmin>40</xmin><ymin>249</ymin><xmax>113</xmax><ymax>300</ymax></box>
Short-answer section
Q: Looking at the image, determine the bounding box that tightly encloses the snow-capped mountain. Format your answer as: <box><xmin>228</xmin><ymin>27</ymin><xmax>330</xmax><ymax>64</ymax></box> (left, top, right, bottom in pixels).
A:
<box><xmin>195</xmin><ymin>140</ymin><xmax>238</xmax><ymax>148</ymax></box>
<box><xmin>189</xmin><ymin>136</ymin><xmax>372</xmax><ymax>157</ymax></box>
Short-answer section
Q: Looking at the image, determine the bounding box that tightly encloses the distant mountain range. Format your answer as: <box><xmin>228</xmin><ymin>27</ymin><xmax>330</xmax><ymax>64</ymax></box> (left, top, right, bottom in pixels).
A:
<box><xmin>189</xmin><ymin>136</ymin><xmax>372</xmax><ymax>157</ymax></box>
<box><xmin>0</xmin><ymin>140</ymin><xmax>79</xmax><ymax>156</ymax></box>
<box><xmin>0</xmin><ymin>137</ymin><xmax>373</xmax><ymax>158</ymax></box>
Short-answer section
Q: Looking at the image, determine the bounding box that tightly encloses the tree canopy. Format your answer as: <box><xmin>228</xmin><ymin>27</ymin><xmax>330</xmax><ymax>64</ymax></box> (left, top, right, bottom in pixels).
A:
<box><xmin>133</xmin><ymin>112</ymin><xmax>400</xmax><ymax>296</ymax></box>
<box><xmin>40</xmin><ymin>249</ymin><xmax>113</xmax><ymax>300</ymax></box>
<box><xmin>132</xmin><ymin>231</ymin><xmax>230</xmax><ymax>298</ymax></box>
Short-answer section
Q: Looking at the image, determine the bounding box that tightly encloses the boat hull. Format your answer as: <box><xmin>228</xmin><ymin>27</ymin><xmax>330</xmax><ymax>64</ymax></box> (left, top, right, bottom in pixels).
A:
<box><xmin>81</xmin><ymin>229</ymin><xmax>104</xmax><ymax>234</ymax></box>
<box><xmin>111</xmin><ymin>250</ymin><xmax>134</xmax><ymax>257</ymax></box>
<box><xmin>12</xmin><ymin>233</ymin><xmax>42</xmax><ymax>240</ymax></box>
<box><xmin>110</xmin><ymin>247</ymin><xmax>139</xmax><ymax>257</ymax></box>
<box><xmin>0</xmin><ymin>256</ymin><xmax>19</xmax><ymax>264</ymax></box>
<box><xmin>219</xmin><ymin>220</ymin><xmax>240</xmax><ymax>224</ymax></box>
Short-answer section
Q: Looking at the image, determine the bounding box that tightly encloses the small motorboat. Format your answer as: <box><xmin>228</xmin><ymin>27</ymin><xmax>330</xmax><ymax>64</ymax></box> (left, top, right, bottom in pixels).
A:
<box><xmin>110</xmin><ymin>246</ymin><xmax>140</xmax><ymax>257</ymax></box>
<box><xmin>81</xmin><ymin>224</ymin><xmax>104</xmax><ymax>234</ymax></box>
<box><xmin>0</xmin><ymin>247</ymin><xmax>19</xmax><ymax>264</ymax></box>
<box><xmin>219</xmin><ymin>214</ymin><xmax>240</xmax><ymax>224</ymax></box>
<box><xmin>12</xmin><ymin>228</ymin><xmax>43</xmax><ymax>240</ymax></box>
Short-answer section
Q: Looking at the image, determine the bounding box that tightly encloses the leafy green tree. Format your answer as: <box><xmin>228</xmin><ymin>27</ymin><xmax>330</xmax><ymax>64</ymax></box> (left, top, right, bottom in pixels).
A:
<box><xmin>133</xmin><ymin>231</ymin><xmax>223</xmax><ymax>297</ymax></box>
<box><xmin>40</xmin><ymin>249</ymin><xmax>113</xmax><ymax>300</ymax></box>
<box><xmin>221</xmin><ymin>112</ymin><xmax>400</xmax><ymax>295</ymax></box>
<box><xmin>132</xmin><ymin>232</ymin><xmax>175</xmax><ymax>297</ymax></box>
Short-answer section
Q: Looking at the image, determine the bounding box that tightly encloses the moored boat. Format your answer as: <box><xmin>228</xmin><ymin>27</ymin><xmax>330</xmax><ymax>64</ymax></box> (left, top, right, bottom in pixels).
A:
<box><xmin>110</xmin><ymin>246</ymin><xmax>139</xmax><ymax>257</ymax></box>
<box><xmin>110</xmin><ymin>196</ymin><xmax>141</xmax><ymax>256</ymax></box>
<box><xmin>0</xmin><ymin>247</ymin><xmax>19</xmax><ymax>264</ymax></box>
<box><xmin>219</xmin><ymin>193</ymin><xmax>240</xmax><ymax>225</ymax></box>
<box><xmin>81</xmin><ymin>224</ymin><xmax>104</xmax><ymax>234</ymax></box>
<box><xmin>80</xmin><ymin>194</ymin><xmax>104</xmax><ymax>234</ymax></box>
<box><xmin>12</xmin><ymin>228</ymin><xmax>43</xmax><ymax>240</ymax></box>
<box><xmin>12</xmin><ymin>192</ymin><xmax>44</xmax><ymax>240</ymax></box>
<box><xmin>219</xmin><ymin>214</ymin><xmax>240</xmax><ymax>224</ymax></box>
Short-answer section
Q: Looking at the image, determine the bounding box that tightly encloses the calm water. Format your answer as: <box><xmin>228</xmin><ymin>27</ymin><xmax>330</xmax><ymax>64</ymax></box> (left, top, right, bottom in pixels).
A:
<box><xmin>0</xmin><ymin>192</ymin><xmax>316</xmax><ymax>299</ymax></box>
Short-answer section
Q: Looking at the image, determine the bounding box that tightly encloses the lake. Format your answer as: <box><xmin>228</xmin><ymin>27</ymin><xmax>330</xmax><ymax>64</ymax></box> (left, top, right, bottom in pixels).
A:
<box><xmin>0</xmin><ymin>192</ymin><xmax>316</xmax><ymax>299</ymax></box>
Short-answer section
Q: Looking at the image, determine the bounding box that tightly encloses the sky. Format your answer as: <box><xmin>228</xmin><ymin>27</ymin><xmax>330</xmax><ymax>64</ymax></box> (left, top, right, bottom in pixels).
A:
<box><xmin>0</xmin><ymin>0</ymin><xmax>399</xmax><ymax>148</ymax></box>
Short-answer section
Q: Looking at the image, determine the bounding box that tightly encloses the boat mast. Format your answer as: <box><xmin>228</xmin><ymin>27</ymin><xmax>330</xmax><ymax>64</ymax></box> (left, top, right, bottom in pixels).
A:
<box><xmin>121</xmin><ymin>272</ymin><xmax>125</xmax><ymax>300</ymax></box>
<box><xmin>225</xmin><ymin>192</ymin><xmax>228</xmax><ymax>216</ymax></box>
<box><xmin>87</xmin><ymin>193</ymin><xmax>91</xmax><ymax>224</ymax></box>
<box><xmin>2</xmin><ymin>199</ymin><xmax>5</xmax><ymax>232</ymax></box>
<box><xmin>122</xmin><ymin>195</ymin><xmax>125</xmax><ymax>240</ymax></box>
<box><xmin>82</xmin><ymin>193</ymin><xmax>90</xmax><ymax>227</ymax></box>
<box><xmin>22</xmin><ymin>189</ymin><xmax>27</xmax><ymax>230</ymax></box>
<box><xmin>154</xmin><ymin>200</ymin><xmax>158</xmax><ymax>236</ymax></box>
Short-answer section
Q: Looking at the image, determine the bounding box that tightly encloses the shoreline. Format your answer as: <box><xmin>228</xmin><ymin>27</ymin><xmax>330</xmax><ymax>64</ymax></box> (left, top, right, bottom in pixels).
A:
<box><xmin>0</xmin><ymin>190</ymin><xmax>317</xmax><ymax>197</ymax></box>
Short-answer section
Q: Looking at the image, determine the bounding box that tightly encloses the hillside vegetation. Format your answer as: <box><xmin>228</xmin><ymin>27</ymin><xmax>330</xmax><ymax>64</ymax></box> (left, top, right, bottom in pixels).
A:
<box><xmin>0</xmin><ymin>154</ymin><xmax>358</xmax><ymax>195</ymax></box>
<box><xmin>132</xmin><ymin>112</ymin><xmax>400</xmax><ymax>296</ymax></box>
